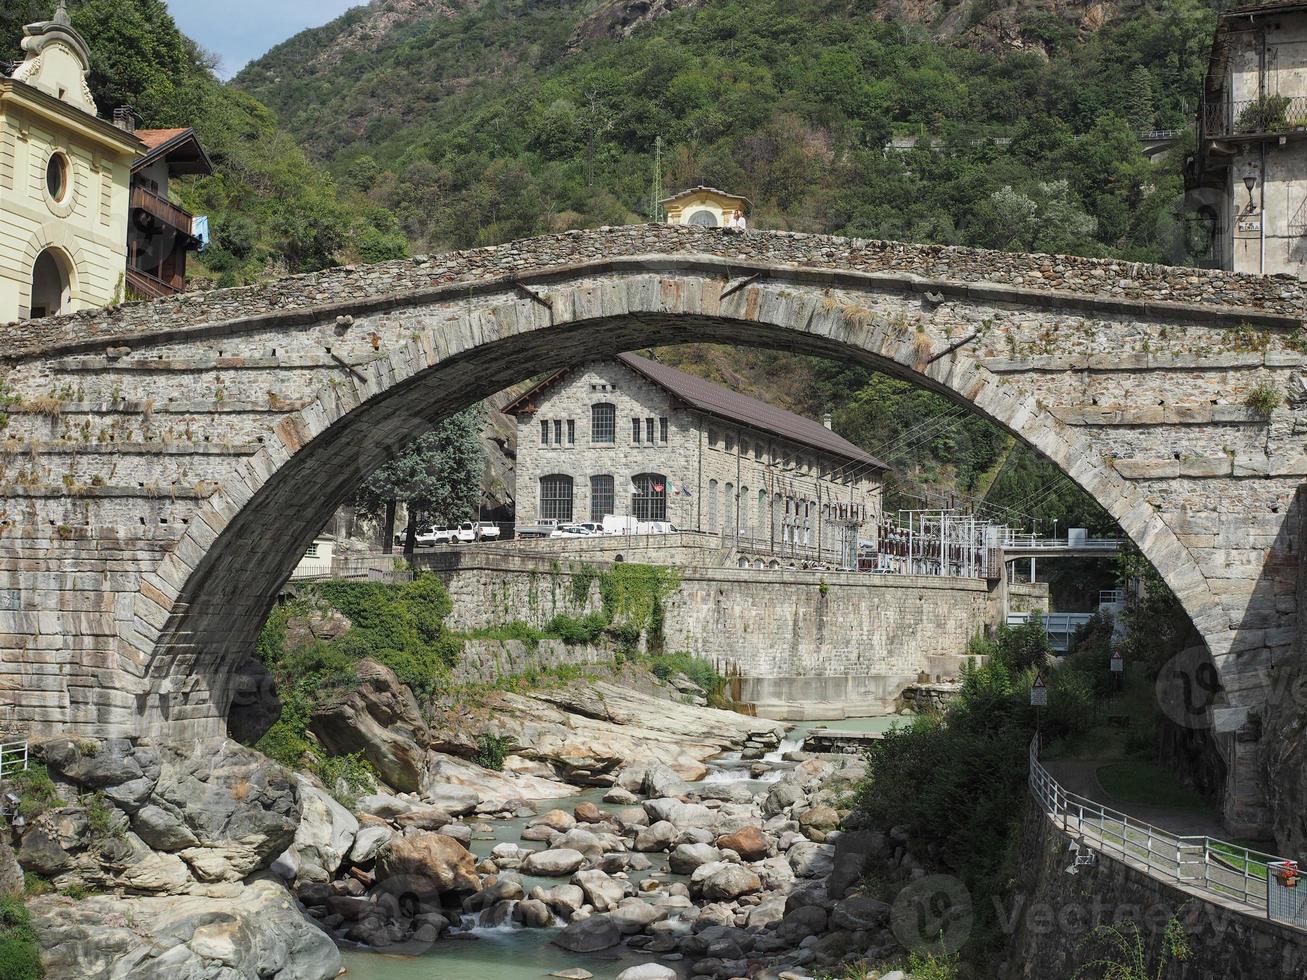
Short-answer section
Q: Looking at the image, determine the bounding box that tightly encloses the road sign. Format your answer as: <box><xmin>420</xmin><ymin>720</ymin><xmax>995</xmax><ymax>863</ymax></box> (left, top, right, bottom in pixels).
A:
<box><xmin>1110</xmin><ymin>651</ymin><xmax>1124</xmax><ymax>673</ymax></box>
<box><xmin>1031</xmin><ymin>674</ymin><xmax>1048</xmax><ymax>707</ymax></box>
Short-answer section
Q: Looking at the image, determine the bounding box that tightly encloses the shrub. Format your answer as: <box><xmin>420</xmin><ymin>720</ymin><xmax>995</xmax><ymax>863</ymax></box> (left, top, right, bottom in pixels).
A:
<box><xmin>0</xmin><ymin>896</ymin><xmax>40</xmax><ymax>980</ymax></box>
<box><xmin>10</xmin><ymin>768</ymin><xmax>59</xmax><ymax>822</ymax></box>
<box><xmin>473</xmin><ymin>733</ymin><xmax>513</xmax><ymax>771</ymax></box>
<box><xmin>546</xmin><ymin>612</ymin><xmax>608</xmax><ymax>645</ymax></box>
<box><xmin>316</xmin><ymin>753</ymin><xmax>377</xmax><ymax>808</ymax></box>
<box><xmin>1244</xmin><ymin>383</ymin><xmax>1281</xmax><ymax>417</ymax></box>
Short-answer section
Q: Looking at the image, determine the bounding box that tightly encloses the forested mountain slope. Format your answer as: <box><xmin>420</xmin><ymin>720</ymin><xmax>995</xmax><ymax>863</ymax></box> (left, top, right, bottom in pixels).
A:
<box><xmin>1</xmin><ymin>0</ymin><xmax>406</xmax><ymax>286</ymax></box>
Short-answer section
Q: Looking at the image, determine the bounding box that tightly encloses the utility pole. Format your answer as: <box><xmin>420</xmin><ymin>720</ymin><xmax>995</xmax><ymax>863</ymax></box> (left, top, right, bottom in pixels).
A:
<box><xmin>650</xmin><ymin>136</ymin><xmax>663</xmax><ymax>223</ymax></box>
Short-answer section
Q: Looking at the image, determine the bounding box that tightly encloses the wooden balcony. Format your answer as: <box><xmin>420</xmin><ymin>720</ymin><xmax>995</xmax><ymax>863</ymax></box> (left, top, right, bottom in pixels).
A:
<box><xmin>130</xmin><ymin>184</ymin><xmax>194</xmax><ymax>237</ymax></box>
<box><xmin>126</xmin><ymin>266</ymin><xmax>183</xmax><ymax>299</ymax></box>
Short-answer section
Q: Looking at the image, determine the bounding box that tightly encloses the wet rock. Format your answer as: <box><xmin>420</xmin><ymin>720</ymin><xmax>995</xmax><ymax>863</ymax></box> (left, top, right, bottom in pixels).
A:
<box><xmin>516</xmin><ymin>897</ymin><xmax>554</xmax><ymax>928</ymax></box>
<box><xmin>574</xmin><ymin>802</ymin><xmax>604</xmax><ymax>824</ymax></box>
<box><xmin>609</xmin><ymin>898</ymin><xmax>668</xmax><ymax>934</ymax></box>
<box><xmin>533</xmin><ymin>809</ymin><xmax>578</xmax><ymax>832</ymax></box>
<box><xmin>616</xmin><ymin>963</ymin><xmax>678</xmax><ymax>980</ymax></box>
<box><xmin>522</xmin><ymin>848</ymin><xmax>586</xmax><ymax>876</ymax></box>
<box><xmin>534</xmin><ymin>883</ymin><xmax>586</xmax><ymax>916</ymax></box>
<box><xmin>552</xmin><ymin>913</ymin><xmax>622</xmax><ymax>952</ymax></box>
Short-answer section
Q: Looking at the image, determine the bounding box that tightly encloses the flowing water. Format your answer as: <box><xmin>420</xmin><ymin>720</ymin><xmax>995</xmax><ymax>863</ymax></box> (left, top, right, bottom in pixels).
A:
<box><xmin>337</xmin><ymin>713</ymin><xmax>900</xmax><ymax>979</ymax></box>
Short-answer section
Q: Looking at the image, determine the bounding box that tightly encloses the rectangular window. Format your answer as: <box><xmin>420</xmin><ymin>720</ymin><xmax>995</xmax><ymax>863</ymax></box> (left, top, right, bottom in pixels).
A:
<box><xmin>554</xmin><ymin>420</ymin><xmax>562</xmax><ymax>445</ymax></box>
<box><xmin>539</xmin><ymin>475</ymin><xmax>574</xmax><ymax>521</ymax></box>
<box><xmin>659</xmin><ymin>418</ymin><xmax>669</xmax><ymax>443</ymax></box>
<box><xmin>567</xmin><ymin>420</ymin><xmax>576</xmax><ymax>445</ymax></box>
<box><xmin>591</xmin><ymin>403</ymin><xmax>616</xmax><ymax>444</ymax></box>
<box><xmin>632</xmin><ymin>417</ymin><xmax>642</xmax><ymax>443</ymax></box>
<box><xmin>646</xmin><ymin>418</ymin><xmax>655</xmax><ymax>444</ymax></box>
<box><xmin>540</xmin><ymin>419</ymin><xmax>549</xmax><ymax>445</ymax></box>
<box><xmin>590</xmin><ymin>475</ymin><xmax>615</xmax><ymax>522</ymax></box>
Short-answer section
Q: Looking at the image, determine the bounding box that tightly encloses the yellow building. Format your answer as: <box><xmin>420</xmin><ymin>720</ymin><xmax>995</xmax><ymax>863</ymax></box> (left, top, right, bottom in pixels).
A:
<box><xmin>661</xmin><ymin>186</ymin><xmax>752</xmax><ymax>228</ymax></box>
<box><xmin>0</xmin><ymin>4</ymin><xmax>142</xmax><ymax>322</ymax></box>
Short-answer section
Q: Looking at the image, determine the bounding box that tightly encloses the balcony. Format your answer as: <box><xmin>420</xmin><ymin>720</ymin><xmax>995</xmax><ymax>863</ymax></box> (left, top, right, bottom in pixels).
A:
<box><xmin>130</xmin><ymin>183</ymin><xmax>194</xmax><ymax>237</ymax></box>
<box><xmin>1203</xmin><ymin>95</ymin><xmax>1307</xmax><ymax>140</ymax></box>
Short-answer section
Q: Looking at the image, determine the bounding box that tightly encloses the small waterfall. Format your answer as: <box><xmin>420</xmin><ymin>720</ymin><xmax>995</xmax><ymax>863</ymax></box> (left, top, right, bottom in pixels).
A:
<box><xmin>762</xmin><ymin>733</ymin><xmax>805</xmax><ymax>764</ymax></box>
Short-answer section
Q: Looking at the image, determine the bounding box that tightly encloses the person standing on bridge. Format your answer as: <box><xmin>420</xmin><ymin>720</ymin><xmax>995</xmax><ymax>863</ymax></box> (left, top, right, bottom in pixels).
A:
<box><xmin>728</xmin><ymin>209</ymin><xmax>748</xmax><ymax>232</ymax></box>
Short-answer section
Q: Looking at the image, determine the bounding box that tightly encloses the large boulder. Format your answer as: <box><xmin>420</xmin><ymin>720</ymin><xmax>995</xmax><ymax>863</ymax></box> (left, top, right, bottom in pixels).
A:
<box><xmin>521</xmin><ymin>848</ymin><xmax>586</xmax><ymax>877</ymax></box>
<box><xmin>762</xmin><ymin>780</ymin><xmax>804</xmax><ymax>817</ymax></box>
<box><xmin>275</xmin><ymin>780</ymin><xmax>358</xmax><ymax>884</ymax></box>
<box><xmin>787</xmin><ymin>841</ymin><xmax>835</xmax><ymax>878</ymax></box>
<box><xmin>147</xmin><ymin>739</ymin><xmax>299</xmax><ymax>881</ymax></box>
<box><xmin>668</xmin><ymin>843</ymin><xmax>721</xmax><ymax>875</ymax></box>
<box><xmin>421</xmin><ymin>783</ymin><xmax>480</xmax><ymax>818</ymax></box>
<box><xmin>310</xmin><ymin>658</ymin><xmax>428</xmax><ymax>792</ymax></box>
<box><xmin>39</xmin><ymin>738</ymin><xmax>156</xmax><ymax>791</ymax></box>
<box><xmin>830</xmin><ymin>894</ymin><xmax>891</xmax><ymax>931</ymax></box>
<box><xmin>633</xmin><ymin>820</ymin><xmax>677</xmax><ymax>852</ymax></box>
<box><xmin>827</xmin><ymin>829</ymin><xmax>885</xmax><ymax>900</ymax></box>
<box><xmin>572</xmin><ymin>869</ymin><xmax>627</xmax><ymax>911</ymax></box>
<box><xmin>30</xmin><ymin>879</ymin><xmax>340</xmax><ymax>979</ymax></box>
<box><xmin>375</xmin><ymin>833</ymin><xmax>480</xmax><ymax>900</ymax></box>
<box><xmin>552</xmin><ymin>914</ymin><xmax>622</xmax><ymax>952</ymax></box>
<box><xmin>716</xmin><ymin>826</ymin><xmax>769</xmax><ymax>862</ymax></box>
<box><xmin>689</xmin><ymin>862</ymin><xmax>762</xmax><ymax>902</ymax></box>
<box><xmin>609</xmin><ymin>898</ymin><xmax>669</xmax><ymax>934</ymax></box>
<box><xmin>0</xmin><ymin>835</ymin><xmax>23</xmax><ymax>897</ymax></box>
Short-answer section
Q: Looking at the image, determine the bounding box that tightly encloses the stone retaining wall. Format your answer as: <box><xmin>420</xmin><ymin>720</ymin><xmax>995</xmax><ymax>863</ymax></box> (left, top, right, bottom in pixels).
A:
<box><xmin>1007</xmin><ymin>797</ymin><xmax>1307</xmax><ymax>979</ymax></box>
<box><xmin>452</xmin><ymin>639</ymin><xmax>614</xmax><ymax>686</ymax></box>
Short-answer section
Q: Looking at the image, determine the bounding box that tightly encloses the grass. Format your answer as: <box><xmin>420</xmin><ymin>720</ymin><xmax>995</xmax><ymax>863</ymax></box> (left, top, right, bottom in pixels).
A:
<box><xmin>1095</xmin><ymin>761</ymin><xmax>1209</xmax><ymax>810</ymax></box>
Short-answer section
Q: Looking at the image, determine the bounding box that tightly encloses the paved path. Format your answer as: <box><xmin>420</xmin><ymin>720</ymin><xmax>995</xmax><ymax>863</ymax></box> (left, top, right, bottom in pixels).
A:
<box><xmin>1043</xmin><ymin>758</ymin><xmax>1233</xmax><ymax>839</ymax></box>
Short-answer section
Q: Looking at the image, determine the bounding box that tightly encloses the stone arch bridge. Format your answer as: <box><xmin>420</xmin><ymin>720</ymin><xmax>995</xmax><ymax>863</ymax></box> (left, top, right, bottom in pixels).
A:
<box><xmin>1</xmin><ymin>225</ymin><xmax>1303</xmax><ymax>834</ymax></box>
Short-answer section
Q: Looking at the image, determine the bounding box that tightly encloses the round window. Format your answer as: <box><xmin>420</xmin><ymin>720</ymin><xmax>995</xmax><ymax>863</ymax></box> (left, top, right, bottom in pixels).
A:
<box><xmin>46</xmin><ymin>153</ymin><xmax>69</xmax><ymax>202</ymax></box>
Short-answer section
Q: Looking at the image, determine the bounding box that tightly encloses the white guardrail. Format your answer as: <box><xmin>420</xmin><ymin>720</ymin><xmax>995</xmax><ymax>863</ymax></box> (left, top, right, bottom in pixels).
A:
<box><xmin>1029</xmin><ymin>736</ymin><xmax>1306</xmax><ymax>927</ymax></box>
<box><xmin>0</xmin><ymin>740</ymin><xmax>28</xmax><ymax>779</ymax></box>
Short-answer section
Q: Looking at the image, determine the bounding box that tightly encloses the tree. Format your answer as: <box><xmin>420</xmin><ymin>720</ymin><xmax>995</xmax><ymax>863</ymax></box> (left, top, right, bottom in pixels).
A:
<box><xmin>356</xmin><ymin>407</ymin><xmax>487</xmax><ymax>555</ymax></box>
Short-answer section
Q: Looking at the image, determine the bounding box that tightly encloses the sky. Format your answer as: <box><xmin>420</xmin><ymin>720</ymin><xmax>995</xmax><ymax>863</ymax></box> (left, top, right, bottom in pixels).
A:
<box><xmin>166</xmin><ymin>0</ymin><xmax>363</xmax><ymax>79</ymax></box>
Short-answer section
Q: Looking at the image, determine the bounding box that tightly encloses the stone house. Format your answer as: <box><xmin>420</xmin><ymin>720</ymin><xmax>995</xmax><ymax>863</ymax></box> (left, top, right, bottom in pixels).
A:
<box><xmin>505</xmin><ymin>353</ymin><xmax>886</xmax><ymax>557</ymax></box>
<box><xmin>1190</xmin><ymin>0</ymin><xmax>1307</xmax><ymax>276</ymax></box>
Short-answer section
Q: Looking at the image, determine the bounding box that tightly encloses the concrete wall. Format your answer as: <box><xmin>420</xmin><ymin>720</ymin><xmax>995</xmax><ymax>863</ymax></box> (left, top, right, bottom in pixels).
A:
<box><xmin>421</xmin><ymin>550</ymin><xmax>1047</xmax><ymax>717</ymax></box>
<box><xmin>1007</xmin><ymin>797</ymin><xmax>1307</xmax><ymax>979</ymax></box>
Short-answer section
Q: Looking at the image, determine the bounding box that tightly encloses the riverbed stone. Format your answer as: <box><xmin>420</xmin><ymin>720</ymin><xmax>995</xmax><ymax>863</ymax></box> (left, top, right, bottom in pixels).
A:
<box><xmin>572</xmin><ymin>869</ymin><xmax>627</xmax><ymax>911</ymax></box>
<box><xmin>690</xmin><ymin>861</ymin><xmax>762</xmax><ymax>901</ymax></box>
<box><xmin>787</xmin><ymin>841</ymin><xmax>835</xmax><ymax>878</ymax></box>
<box><xmin>634</xmin><ymin>820</ymin><xmax>677</xmax><ymax>851</ymax></box>
<box><xmin>374</xmin><ymin>833</ymin><xmax>480</xmax><ymax>899</ymax></box>
<box><xmin>716</xmin><ymin>826</ymin><xmax>770</xmax><ymax>861</ymax></box>
<box><xmin>552</xmin><ymin>913</ymin><xmax>622</xmax><ymax>952</ymax></box>
<box><xmin>669</xmin><ymin>843</ymin><xmax>722</xmax><ymax>874</ymax></box>
<box><xmin>522</xmin><ymin>848</ymin><xmax>587</xmax><ymax>876</ymax></box>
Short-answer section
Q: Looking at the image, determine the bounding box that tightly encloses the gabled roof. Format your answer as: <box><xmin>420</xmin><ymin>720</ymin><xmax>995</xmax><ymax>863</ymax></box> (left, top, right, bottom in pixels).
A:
<box><xmin>504</xmin><ymin>353</ymin><xmax>887</xmax><ymax>470</ymax></box>
<box><xmin>659</xmin><ymin>185</ymin><xmax>753</xmax><ymax>209</ymax></box>
<box><xmin>134</xmin><ymin>127</ymin><xmax>213</xmax><ymax>176</ymax></box>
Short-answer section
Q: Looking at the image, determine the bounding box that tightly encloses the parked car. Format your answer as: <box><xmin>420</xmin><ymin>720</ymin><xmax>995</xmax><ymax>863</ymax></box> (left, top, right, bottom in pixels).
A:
<box><xmin>578</xmin><ymin>522</ymin><xmax>604</xmax><ymax>535</ymax></box>
<box><xmin>517</xmin><ymin>519</ymin><xmax>560</xmax><ymax>539</ymax></box>
<box><xmin>556</xmin><ymin>524</ymin><xmax>593</xmax><ymax>537</ymax></box>
<box><xmin>472</xmin><ymin>521</ymin><xmax>501</xmax><ymax>541</ymax></box>
<box><xmin>396</xmin><ymin>525</ymin><xmax>455</xmax><ymax>548</ymax></box>
<box><xmin>454</xmin><ymin>522</ymin><xmax>478</xmax><ymax>543</ymax></box>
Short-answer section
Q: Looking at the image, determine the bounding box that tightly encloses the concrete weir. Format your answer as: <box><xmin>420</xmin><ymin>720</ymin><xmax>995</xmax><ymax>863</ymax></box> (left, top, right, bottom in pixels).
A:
<box><xmin>1</xmin><ymin>224</ymin><xmax>1304</xmax><ymax>834</ymax></box>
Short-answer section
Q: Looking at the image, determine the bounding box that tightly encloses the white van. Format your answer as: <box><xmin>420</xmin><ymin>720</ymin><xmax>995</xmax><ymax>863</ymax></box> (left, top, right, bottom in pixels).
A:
<box><xmin>602</xmin><ymin>515</ymin><xmax>640</xmax><ymax>536</ymax></box>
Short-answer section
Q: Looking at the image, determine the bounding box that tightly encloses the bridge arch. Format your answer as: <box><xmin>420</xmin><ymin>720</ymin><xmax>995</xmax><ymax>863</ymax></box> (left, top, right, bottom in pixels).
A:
<box><xmin>131</xmin><ymin>262</ymin><xmax>1209</xmax><ymax>736</ymax></box>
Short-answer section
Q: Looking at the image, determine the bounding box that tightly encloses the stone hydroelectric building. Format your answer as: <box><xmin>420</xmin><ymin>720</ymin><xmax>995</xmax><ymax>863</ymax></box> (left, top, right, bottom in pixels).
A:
<box><xmin>505</xmin><ymin>353</ymin><xmax>885</xmax><ymax>556</ymax></box>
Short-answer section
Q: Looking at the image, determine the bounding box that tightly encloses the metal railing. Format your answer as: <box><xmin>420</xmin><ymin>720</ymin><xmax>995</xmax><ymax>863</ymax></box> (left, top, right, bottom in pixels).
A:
<box><xmin>0</xmin><ymin>740</ymin><xmax>28</xmax><ymax>779</ymax></box>
<box><xmin>1204</xmin><ymin>95</ymin><xmax>1307</xmax><ymax>139</ymax></box>
<box><xmin>1029</xmin><ymin>736</ymin><xmax>1294</xmax><ymax>923</ymax></box>
<box><xmin>1001</xmin><ymin>533</ymin><xmax>1124</xmax><ymax>551</ymax></box>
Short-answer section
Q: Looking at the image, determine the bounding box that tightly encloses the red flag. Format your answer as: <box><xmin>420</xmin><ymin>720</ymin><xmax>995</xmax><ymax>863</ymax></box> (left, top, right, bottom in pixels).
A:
<box><xmin>653</xmin><ymin>482</ymin><xmax>665</xmax><ymax>493</ymax></box>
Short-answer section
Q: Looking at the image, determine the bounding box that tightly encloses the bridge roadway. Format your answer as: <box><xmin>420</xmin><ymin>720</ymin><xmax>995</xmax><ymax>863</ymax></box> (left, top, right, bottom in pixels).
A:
<box><xmin>0</xmin><ymin>224</ymin><xmax>1303</xmax><ymax>836</ymax></box>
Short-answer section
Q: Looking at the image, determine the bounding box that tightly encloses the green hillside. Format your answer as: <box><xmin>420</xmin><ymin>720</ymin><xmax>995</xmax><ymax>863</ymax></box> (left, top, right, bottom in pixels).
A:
<box><xmin>2</xmin><ymin>0</ymin><xmax>406</xmax><ymax>285</ymax></box>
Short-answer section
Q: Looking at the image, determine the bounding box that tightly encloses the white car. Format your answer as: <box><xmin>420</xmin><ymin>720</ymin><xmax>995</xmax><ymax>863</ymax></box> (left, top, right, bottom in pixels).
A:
<box><xmin>395</xmin><ymin>525</ymin><xmax>454</xmax><ymax>548</ymax></box>
<box><xmin>454</xmin><ymin>522</ymin><xmax>478</xmax><ymax>544</ymax></box>
<box><xmin>473</xmin><ymin>521</ymin><xmax>501</xmax><ymax>541</ymax></box>
<box><xmin>555</xmin><ymin>524</ymin><xmax>593</xmax><ymax>537</ymax></box>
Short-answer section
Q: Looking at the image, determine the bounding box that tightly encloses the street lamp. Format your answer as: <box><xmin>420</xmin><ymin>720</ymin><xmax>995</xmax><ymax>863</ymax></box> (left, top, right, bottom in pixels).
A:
<box><xmin>1243</xmin><ymin>171</ymin><xmax>1258</xmax><ymax>212</ymax></box>
<box><xmin>1053</xmin><ymin>518</ymin><xmax>1059</xmax><ymax>543</ymax></box>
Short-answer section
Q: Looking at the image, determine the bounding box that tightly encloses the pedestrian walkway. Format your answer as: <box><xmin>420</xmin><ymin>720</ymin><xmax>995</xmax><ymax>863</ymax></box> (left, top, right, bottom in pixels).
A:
<box><xmin>1043</xmin><ymin>758</ymin><xmax>1233</xmax><ymax>840</ymax></box>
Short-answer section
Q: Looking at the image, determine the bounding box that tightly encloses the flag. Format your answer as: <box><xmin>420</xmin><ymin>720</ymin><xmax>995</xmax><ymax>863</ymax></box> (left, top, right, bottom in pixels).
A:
<box><xmin>653</xmin><ymin>482</ymin><xmax>665</xmax><ymax>493</ymax></box>
<box><xmin>681</xmin><ymin>484</ymin><xmax>693</xmax><ymax>498</ymax></box>
<box><xmin>629</xmin><ymin>481</ymin><xmax>640</xmax><ymax>495</ymax></box>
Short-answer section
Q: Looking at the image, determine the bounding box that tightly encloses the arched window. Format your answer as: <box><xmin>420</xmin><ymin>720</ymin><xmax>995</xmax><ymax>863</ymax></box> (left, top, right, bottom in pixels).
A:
<box><xmin>739</xmin><ymin>486</ymin><xmax>749</xmax><ymax>532</ymax></box>
<box><xmin>707</xmin><ymin>480</ymin><xmax>719</xmax><ymax>532</ymax></box>
<box><xmin>591</xmin><ymin>403</ymin><xmax>615</xmax><ymax>444</ymax></box>
<box><xmin>632</xmin><ymin>473</ymin><xmax>667</xmax><ymax>522</ymax></box>
<box><xmin>539</xmin><ymin>475</ymin><xmax>574</xmax><ymax>522</ymax></box>
<box><xmin>29</xmin><ymin>248</ymin><xmax>71</xmax><ymax>319</ymax></box>
<box><xmin>590</xmin><ymin>475</ymin><xmax>615</xmax><ymax>522</ymax></box>
<box><xmin>687</xmin><ymin>209</ymin><xmax>718</xmax><ymax>227</ymax></box>
<box><xmin>725</xmin><ymin>483</ymin><xmax>735</xmax><ymax>532</ymax></box>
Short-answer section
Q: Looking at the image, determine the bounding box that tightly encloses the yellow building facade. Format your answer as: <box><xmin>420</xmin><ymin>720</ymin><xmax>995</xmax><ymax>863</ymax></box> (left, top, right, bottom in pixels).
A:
<box><xmin>0</xmin><ymin>5</ymin><xmax>142</xmax><ymax>322</ymax></box>
<box><xmin>661</xmin><ymin>186</ymin><xmax>751</xmax><ymax>227</ymax></box>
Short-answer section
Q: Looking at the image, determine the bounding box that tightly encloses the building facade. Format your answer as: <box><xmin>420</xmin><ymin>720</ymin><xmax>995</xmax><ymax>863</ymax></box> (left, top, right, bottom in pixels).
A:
<box><xmin>506</xmin><ymin>354</ymin><xmax>885</xmax><ymax>558</ymax></box>
<box><xmin>126</xmin><ymin>126</ymin><xmax>212</xmax><ymax>298</ymax></box>
<box><xmin>1189</xmin><ymin>0</ymin><xmax>1307</xmax><ymax>276</ymax></box>
<box><xmin>0</xmin><ymin>4</ymin><xmax>142</xmax><ymax>322</ymax></box>
<box><xmin>661</xmin><ymin>186</ymin><xmax>751</xmax><ymax>227</ymax></box>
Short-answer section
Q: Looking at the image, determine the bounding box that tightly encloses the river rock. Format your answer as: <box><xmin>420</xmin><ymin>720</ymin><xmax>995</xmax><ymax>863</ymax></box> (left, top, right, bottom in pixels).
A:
<box><xmin>572</xmin><ymin>868</ymin><xmax>627</xmax><ymax>911</ymax></box>
<box><xmin>633</xmin><ymin>820</ymin><xmax>677</xmax><ymax>851</ymax></box>
<box><xmin>644</xmin><ymin>799</ymin><xmax>714</xmax><ymax>829</ymax></box>
<box><xmin>422</xmin><ymin>783</ymin><xmax>480</xmax><ymax>817</ymax></box>
<box><xmin>310</xmin><ymin>658</ymin><xmax>428</xmax><ymax>792</ymax></box>
<box><xmin>643</xmin><ymin>764</ymin><xmax>692</xmax><ymax>799</ymax></box>
<box><xmin>553</xmin><ymin>912</ymin><xmax>622</xmax><ymax>951</ymax></box>
<box><xmin>533</xmin><ymin>809</ymin><xmax>578</xmax><ymax>832</ymax></box>
<box><xmin>516</xmin><ymin>898</ymin><xmax>554</xmax><ymax>928</ymax></box>
<box><xmin>798</xmin><ymin>804</ymin><xmax>839</xmax><ymax>836</ymax></box>
<box><xmin>603</xmin><ymin>787</ymin><xmax>640</xmax><ymax>805</ymax></box>
<box><xmin>522</xmin><ymin>848</ymin><xmax>587</xmax><ymax>876</ymax></box>
<box><xmin>830</xmin><ymin>894</ymin><xmax>891</xmax><ymax>931</ymax></box>
<box><xmin>668</xmin><ymin>843</ymin><xmax>721</xmax><ymax>874</ymax></box>
<box><xmin>374</xmin><ymin>833</ymin><xmax>480</xmax><ymax>899</ymax></box>
<box><xmin>574</xmin><ymin>802</ymin><xmax>604</xmax><ymax>824</ymax></box>
<box><xmin>394</xmin><ymin>806</ymin><xmax>455</xmax><ymax>830</ymax></box>
<box><xmin>609</xmin><ymin>898</ymin><xmax>669</xmax><ymax>934</ymax></box>
<box><xmin>715</xmin><ymin>826</ymin><xmax>769</xmax><ymax>861</ymax></box>
<box><xmin>762</xmin><ymin>780</ymin><xmax>804</xmax><ymax>816</ymax></box>
<box><xmin>787</xmin><ymin>841</ymin><xmax>835</xmax><ymax>878</ymax></box>
<box><xmin>689</xmin><ymin>862</ymin><xmax>762</xmax><ymax>901</ymax></box>
<box><xmin>277</xmin><ymin>779</ymin><xmax>358</xmax><ymax>884</ymax></box>
<box><xmin>355</xmin><ymin>793</ymin><xmax>414</xmax><ymax>819</ymax></box>
<box><xmin>535</xmin><ymin>883</ymin><xmax>586</xmax><ymax>915</ymax></box>
<box><xmin>827</xmin><ymin>829</ymin><xmax>885</xmax><ymax>899</ymax></box>
<box><xmin>31</xmin><ymin>879</ymin><xmax>340</xmax><ymax>979</ymax></box>
<box><xmin>617</xmin><ymin>962</ymin><xmax>678</xmax><ymax>979</ymax></box>
<box><xmin>349</xmin><ymin>825</ymin><xmax>395</xmax><ymax>865</ymax></box>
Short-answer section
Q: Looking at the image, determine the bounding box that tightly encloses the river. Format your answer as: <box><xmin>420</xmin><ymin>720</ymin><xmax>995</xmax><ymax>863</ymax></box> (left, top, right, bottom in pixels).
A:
<box><xmin>338</xmin><ymin>715</ymin><xmax>901</xmax><ymax>979</ymax></box>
